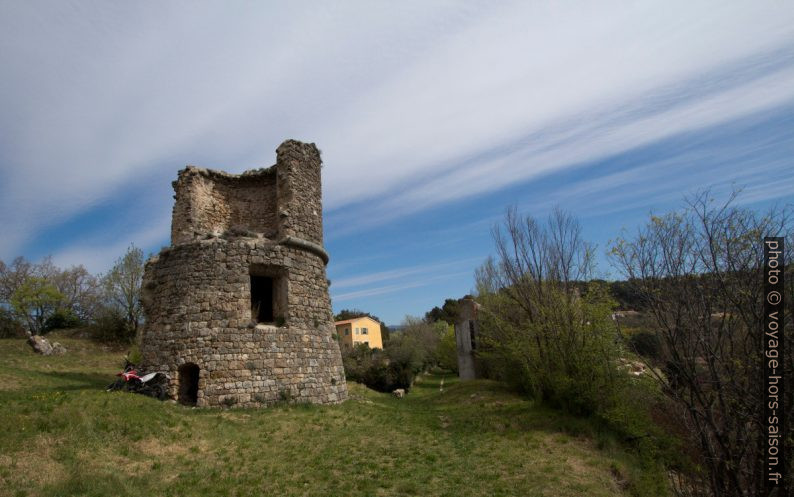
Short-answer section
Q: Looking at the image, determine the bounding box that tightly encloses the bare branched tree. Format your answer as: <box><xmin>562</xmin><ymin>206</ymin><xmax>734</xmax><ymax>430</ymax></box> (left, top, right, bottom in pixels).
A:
<box><xmin>102</xmin><ymin>245</ymin><xmax>145</xmax><ymax>335</ymax></box>
<box><xmin>475</xmin><ymin>207</ymin><xmax>625</xmax><ymax>416</ymax></box>
<box><xmin>0</xmin><ymin>256</ymin><xmax>34</xmax><ymax>303</ymax></box>
<box><xmin>610</xmin><ymin>191</ymin><xmax>793</xmax><ymax>497</ymax></box>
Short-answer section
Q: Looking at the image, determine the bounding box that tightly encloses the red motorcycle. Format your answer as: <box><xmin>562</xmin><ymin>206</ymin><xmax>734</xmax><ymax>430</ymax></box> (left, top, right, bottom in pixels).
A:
<box><xmin>107</xmin><ymin>365</ymin><xmax>170</xmax><ymax>400</ymax></box>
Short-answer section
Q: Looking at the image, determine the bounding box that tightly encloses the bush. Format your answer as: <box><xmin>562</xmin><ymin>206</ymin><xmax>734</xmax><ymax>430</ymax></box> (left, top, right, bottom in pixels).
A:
<box><xmin>126</xmin><ymin>343</ymin><xmax>143</xmax><ymax>365</ymax></box>
<box><xmin>88</xmin><ymin>307</ymin><xmax>134</xmax><ymax>343</ymax></box>
<box><xmin>477</xmin><ymin>281</ymin><xmax>627</xmax><ymax>417</ymax></box>
<box><xmin>436</xmin><ymin>324</ymin><xmax>458</xmax><ymax>373</ymax></box>
<box><xmin>627</xmin><ymin>330</ymin><xmax>661</xmax><ymax>360</ymax></box>
<box><xmin>43</xmin><ymin>308</ymin><xmax>82</xmax><ymax>333</ymax></box>
<box><xmin>0</xmin><ymin>308</ymin><xmax>25</xmax><ymax>338</ymax></box>
<box><xmin>341</xmin><ymin>340</ymin><xmax>422</xmax><ymax>393</ymax></box>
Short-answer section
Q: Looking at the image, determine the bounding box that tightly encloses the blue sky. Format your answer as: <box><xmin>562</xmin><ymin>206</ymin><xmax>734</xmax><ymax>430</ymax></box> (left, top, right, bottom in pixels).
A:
<box><xmin>1</xmin><ymin>2</ymin><xmax>793</xmax><ymax>326</ymax></box>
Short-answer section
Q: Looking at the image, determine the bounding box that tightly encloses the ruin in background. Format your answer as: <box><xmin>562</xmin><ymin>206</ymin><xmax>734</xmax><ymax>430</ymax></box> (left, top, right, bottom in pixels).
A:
<box><xmin>455</xmin><ymin>298</ymin><xmax>480</xmax><ymax>380</ymax></box>
<box><xmin>139</xmin><ymin>139</ymin><xmax>347</xmax><ymax>407</ymax></box>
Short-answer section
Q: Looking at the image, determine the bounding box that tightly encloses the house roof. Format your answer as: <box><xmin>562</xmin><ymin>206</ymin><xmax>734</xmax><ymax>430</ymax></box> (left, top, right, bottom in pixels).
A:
<box><xmin>334</xmin><ymin>316</ymin><xmax>380</xmax><ymax>326</ymax></box>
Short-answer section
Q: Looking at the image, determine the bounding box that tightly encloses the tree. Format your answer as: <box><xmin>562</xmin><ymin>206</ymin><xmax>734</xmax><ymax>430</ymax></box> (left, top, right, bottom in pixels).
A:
<box><xmin>425</xmin><ymin>299</ymin><xmax>461</xmax><ymax>324</ymax></box>
<box><xmin>102</xmin><ymin>245</ymin><xmax>145</xmax><ymax>337</ymax></box>
<box><xmin>1</xmin><ymin>256</ymin><xmax>102</xmax><ymax>327</ymax></box>
<box><xmin>0</xmin><ymin>256</ymin><xmax>34</xmax><ymax>303</ymax></box>
<box><xmin>474</xmin><ymin>207</ymin><xmax>624</xmax><ymax>410</ymax></box>
<box><xmin>380</xmin><ymin>323</ymin><xmax>390</xmax><ymax>342</ymax></box>
<box><xmin>334</xmin><ymin>308</ymin><xmax>370</xmax><ymax>321</ymax></box>
<box><xmin>436</xmin><ymin>323</ymin><xmax>458</xmax><ymax>372</ymax></box>
<box><xmin>0</xmin><ymin>307</ymin><xmax>25</xmax><ymax>338</ymax></box>
<box><xmin>610</xmin><ymin>191</ymin><xmax>793</xmax><ymax>497</ymax></box>
<box><xmin>400</xmin><ymin>316</ymin><xmax>446</xmax><ymax>369</ymax></box>
<box><xmin>51</xmin><ymin>265</ymin><xmax>101</xmax><ymax>322</ymax></box>
<box><xmin>10</xmin><ymin>277</ymin><xmax>64</xmax><ymax>335</ymax></box>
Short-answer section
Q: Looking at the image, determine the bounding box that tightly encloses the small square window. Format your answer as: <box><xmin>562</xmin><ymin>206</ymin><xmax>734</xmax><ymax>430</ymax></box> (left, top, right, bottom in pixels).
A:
<box><xmin>362</xmin><ymin>327</ymin><xmax>368</xmax><ymax>335</ymax></box>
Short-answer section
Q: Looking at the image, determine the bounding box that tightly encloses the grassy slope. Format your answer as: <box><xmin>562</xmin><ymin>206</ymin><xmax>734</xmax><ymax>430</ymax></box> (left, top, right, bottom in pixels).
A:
<box><xmin>0</xmin><ymin>337</ymin><xmax>661</xmax><ymax>497</ymax></box>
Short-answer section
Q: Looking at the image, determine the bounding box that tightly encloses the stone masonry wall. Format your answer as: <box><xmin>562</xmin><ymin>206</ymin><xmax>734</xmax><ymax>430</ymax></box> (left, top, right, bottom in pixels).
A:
<box><xmin>171</xmin><ymin>167</ymin><xmax>279</xmax><ymax>245</ymax></box>
<box><xmin>141</xmin><ymin>139</ymin><xmax>347</xmax><ymax>407</ymax></box>
<box><xmin>276</xmin><ymin>141</ymin><xmax>323</xmax><ymax>246</ymax></box>
<box><xmin>140</xmin><ymin>238</ymin><xmax>346</xmax><ymax>407</ymax></box>
<box><xmin>455</xmin><ymin>298</ymin><xmax>480</xmax><ymax>381</ymax></box>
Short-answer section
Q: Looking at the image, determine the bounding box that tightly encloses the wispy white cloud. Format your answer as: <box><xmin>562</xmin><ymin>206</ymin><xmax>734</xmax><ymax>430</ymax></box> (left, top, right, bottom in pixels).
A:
<box><xmin>326</xmin><ymin>61</ymin><xmax>794</xmax><ymax>235</ymax></box>
<box><xmin>332</xmin><ymin>257</ymin><xmax>482</xmax><ymax>290</ymax></box>
<box><xmin>1</xmin><ymin>0</ymin><xmax>793</xmax><ymax>262</ymax></box>
<box><xmin>332</xmin><ymin>270</ymin><xmax>472</xmax><ymax>302</ymax></box>
<box><xmin>515</xmin><ymin>121</ymin><xmax>794</xmax><ymax>219</ymax></box>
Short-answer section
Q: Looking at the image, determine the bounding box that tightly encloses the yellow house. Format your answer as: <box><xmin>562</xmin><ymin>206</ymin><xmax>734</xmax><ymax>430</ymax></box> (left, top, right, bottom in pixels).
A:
<box><xmin>334</xmin><ymin>316</ymin><xmax>383</xmax><ymax>350</ymax></box>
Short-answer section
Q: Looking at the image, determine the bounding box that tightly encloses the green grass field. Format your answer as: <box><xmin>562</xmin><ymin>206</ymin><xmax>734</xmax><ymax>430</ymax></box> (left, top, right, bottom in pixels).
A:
<box><xmin>0</xmin><ymin>336</ymin><xmax>666</xmax><ymax>497</ymax></box>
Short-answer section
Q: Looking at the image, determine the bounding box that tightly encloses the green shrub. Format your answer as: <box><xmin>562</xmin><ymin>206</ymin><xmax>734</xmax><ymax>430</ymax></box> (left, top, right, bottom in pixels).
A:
<box><xmin>126</xmin><ymin>344</ymin><xmax>142</xmax><ymax>365</ymax></box>
<box><xmin>478</xmin><ymin>281</ymin><xmax>627</xmax><ymax>417</ymax></box>
<box><xmin>436</xmin><ymin>324</ymin><xmax>458</xmax><ymax>373</ymax></box>
<box><xmin>0</xmin><ymin>308</ymin><xmax>25</xmax><ymax>338</ymax></box>
<box><xmin>88</xmin><ymin>307</ymin><xmax>133</xmax><ymax>343</ymax></box>
<box><xmin>627</xmin><ymin>331</ymin><xmax>661</xmax><ymax>360</ymax></box>
<box><xmin>43</xmin><ymin>308</ymin><xmax>82</xmax><ymax>333</ymax></box>
<box><xmin>341</xmin><ymin>342</ymin><xmax>417</xmax><ymax>392</ymax></box>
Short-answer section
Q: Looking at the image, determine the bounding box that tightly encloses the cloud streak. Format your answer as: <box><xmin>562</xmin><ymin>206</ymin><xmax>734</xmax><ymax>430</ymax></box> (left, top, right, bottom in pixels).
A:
<box><xmin>332</xmin><ymin>257</ymin><xmax>482</xmax><ymax>290</ymax></box>
<box><xmin>332</xmin><ymin>270</ymin><xmax>473</xmax><ymax>303</ymax></box>
<box><xmin>1</xmin><ymin>0</ymin><xmax>793</xmax><ymax>271</ymax></box>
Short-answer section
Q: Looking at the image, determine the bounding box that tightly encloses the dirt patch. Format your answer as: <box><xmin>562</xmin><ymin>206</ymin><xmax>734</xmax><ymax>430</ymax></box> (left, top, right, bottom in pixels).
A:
<box><xmin>136</xmin><ymin>437</ymin><xmax>209</xmax><ymax>458</ymax></box>
<box><xmin>0</xmin><ymin>374</ymin><xmax>24</xmax><ymax>391</ymax></box>
<box><xmin>0</xmin><ymin>436</ymin><xmax>68</xmax><ymax>493</ymax></box>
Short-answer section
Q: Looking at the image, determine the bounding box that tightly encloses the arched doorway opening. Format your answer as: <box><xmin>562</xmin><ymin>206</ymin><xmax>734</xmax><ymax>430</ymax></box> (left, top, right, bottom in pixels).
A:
<box><xmin>178</xmin><ymin>363</ymin><xmax>200</xmax><ymax>406</ymax></box>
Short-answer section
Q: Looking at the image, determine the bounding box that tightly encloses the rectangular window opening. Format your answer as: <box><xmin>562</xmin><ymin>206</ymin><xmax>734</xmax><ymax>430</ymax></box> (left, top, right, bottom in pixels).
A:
<box><xmin>249</xmin><ymin>264</ymin><xmax>288</xmax><ymax>326</ymax></box>
<box><xmin>251</xmin><ymin>275</ymin><xmax>274</xmax><ymax>323</ymax></box>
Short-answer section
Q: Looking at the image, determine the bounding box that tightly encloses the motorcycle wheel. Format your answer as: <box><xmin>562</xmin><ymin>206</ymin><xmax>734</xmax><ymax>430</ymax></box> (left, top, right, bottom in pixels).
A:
<box><xmin>152</xmin><ymin>384</ymin><xmax>167</xmax><ymax>400</ymax></box>
<box><xmin>106</xmin><ymin>379</ymin><xmax>124</xmax><ymax>392</ymax></box>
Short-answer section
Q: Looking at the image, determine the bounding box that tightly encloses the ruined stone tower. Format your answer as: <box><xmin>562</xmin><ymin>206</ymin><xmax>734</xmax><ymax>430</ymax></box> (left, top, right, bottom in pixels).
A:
<box><xmin>139</xmin><ymin>139</ymin><xmax>348</xmax><ymax>407</ymax></box>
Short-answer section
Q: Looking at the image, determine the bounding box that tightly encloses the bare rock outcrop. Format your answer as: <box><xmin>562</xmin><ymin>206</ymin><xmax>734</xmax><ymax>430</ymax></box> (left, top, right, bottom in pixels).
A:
<box><xmin>27</xmin><ymin>334</ymin><xmax>66</xmax><ymax>356</ymax></box>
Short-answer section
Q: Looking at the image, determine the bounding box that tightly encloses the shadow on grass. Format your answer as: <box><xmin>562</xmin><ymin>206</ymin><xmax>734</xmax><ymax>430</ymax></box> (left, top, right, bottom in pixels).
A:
<box><xmin>397</xmin><ymin>372</ymin><xmax>628</xmax><ymax>445</ymax></box>
<box><xmin>37</xmin><ymin>370</ymin><xmax>112</xmax><ymax>391</ymax></box>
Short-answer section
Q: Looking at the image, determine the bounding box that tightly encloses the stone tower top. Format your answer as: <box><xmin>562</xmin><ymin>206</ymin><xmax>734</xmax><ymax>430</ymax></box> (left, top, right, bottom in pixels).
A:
<box><xmin>170</xmin><ymin>139</ymin><xmax>324</xmax><ymax>248</ymax></box>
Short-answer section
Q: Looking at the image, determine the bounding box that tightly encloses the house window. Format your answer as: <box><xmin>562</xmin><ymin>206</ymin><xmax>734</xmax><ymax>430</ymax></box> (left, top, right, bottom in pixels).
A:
<box><xmin>362</xmin><ymin>327</ymin><xmax>368</xmax><ymax>335</ymax></box>
<box><xmin>250</xmin><ymin>265</ymin><xmax>287</xmax><ymax>324</ymax></box>
<box><xmin>364</xmin><ymin>341</ymin><xmax>369</xmax><ymax>346</ymax></box>
<box><xmin>355</xmin><ymin>328</ymin><xmax>359</xmax><ymax>335</ymax></box>
<box><xmin>344</xmin><ymin>329</ymin><xmax>350</xmax><ymax>335</ymax></box>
